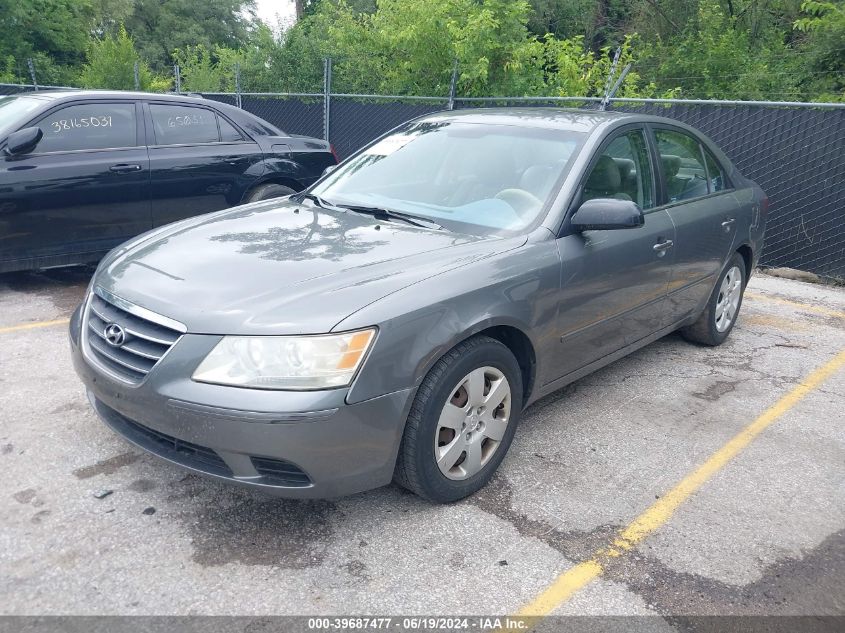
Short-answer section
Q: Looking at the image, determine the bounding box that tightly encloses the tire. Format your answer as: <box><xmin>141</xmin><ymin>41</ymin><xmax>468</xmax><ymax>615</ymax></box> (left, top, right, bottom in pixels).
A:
<box><xmin>245</xmin><ymin>183</ymin><xmax>297</xmax><ymax>203</ymax></box>
<box><xmin>394</xmin><ymin>335</ymin><xmax>523</xmax><ymax>503</ymax></box>
<box><xmin>680</xmin><ymin>252</ymin><xmax>747</xmax><ymax>346</ymax></box>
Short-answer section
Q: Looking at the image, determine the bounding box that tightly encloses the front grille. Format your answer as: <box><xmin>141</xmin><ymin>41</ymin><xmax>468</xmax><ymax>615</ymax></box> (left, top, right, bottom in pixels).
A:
<box><xmin>101</xmin><ymin>404</ymin><xmax>231</xmax><ymax>476</ymax></box>
<box><xmin>251</xmin><ymin>457</ymin><xmax>312</xmax><ymax>487</ymax></box>
<box><xmin>85</xmin><ymin>292</ymin><xmax>182</xmax><ymax>383</ymax></box>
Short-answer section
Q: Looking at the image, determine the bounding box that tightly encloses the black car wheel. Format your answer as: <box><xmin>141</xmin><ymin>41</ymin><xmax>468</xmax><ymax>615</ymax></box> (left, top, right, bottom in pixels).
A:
<box><xmin>681</xmin><ymin>252</ymin><xmax>747</xmax><ymax>346</ymax></box>
<box><xmin>394</xmin><ymin>335</ymin><xmax>523</xmax><ymax>503</ymax></box>
<box><xmin>246</xmin><ymin>183</ymin><xmax>297</xmax><ymax>202</ymax></box>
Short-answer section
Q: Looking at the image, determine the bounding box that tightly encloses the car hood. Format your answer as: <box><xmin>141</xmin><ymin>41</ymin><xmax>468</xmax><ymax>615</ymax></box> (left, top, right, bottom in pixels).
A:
<box><xmin>97</xmin><ymin>199</ymin><xmax>526</xmax><ymax>335</ymax></box>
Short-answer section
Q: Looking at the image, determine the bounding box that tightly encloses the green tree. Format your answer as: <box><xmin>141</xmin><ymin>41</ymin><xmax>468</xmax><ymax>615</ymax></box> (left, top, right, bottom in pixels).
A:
<box><xmin>268</xmin><ymin>0</ymin><xmax>651</xmax><ymax>97</ymax></box>
<box><xmin>124</xmin><ymin>0</ymin><xmax>257</xmax><ymax>72</ymax></box>
<box><xmin>0</xmin><ymin>0</ymin><xmax>94</xmax><ymax>84</ymax></box>
<box><xmin>78</xmin><ymin>26</ymin><xmax>169</xmax><ymax>91</ymax></box>
<box><xmin>793</xmin><ymin>1</ymin><xmax>845</xmax><ymax>100</ymax></box>
<box><xmin>638</xmin><ymin>1</ymin><xmax>801</xmax><ymax>100</ymax></box>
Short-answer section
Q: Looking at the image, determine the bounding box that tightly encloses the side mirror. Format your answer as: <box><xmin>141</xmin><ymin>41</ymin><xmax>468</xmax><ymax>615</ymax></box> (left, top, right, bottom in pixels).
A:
<box><xmin>322</xmin><ymin>164</ymin><xmax>338</xmax><ymax>177</ymax></box>
<box><xmin>5</xmin><ymin>127</ymin><xmax>43</xmax><ymax>156</ymax></box>
<box><xmin>570</xmin><ymin>198</ymin><xmax>644</xmax><ymax>231</ymax></box>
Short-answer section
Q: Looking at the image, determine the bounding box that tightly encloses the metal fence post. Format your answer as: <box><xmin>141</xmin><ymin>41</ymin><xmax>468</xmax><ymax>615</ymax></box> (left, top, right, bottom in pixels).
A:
<box><xmin>323</xmin><ymin>57</ymin><xmax>332</xmax><ymax>143</ymax></box>
<box><xmin>234</xmin><ymin>62</ymin><xmax>242</xmax><ymax>108</ymax></box>
<box><xmin>133</xmin><ymin>61</ymin><xmax>140</xmax><ymax>91</ymax></box>
<box><xmin>27</xmin><ymin>58</ymin><xmax>38</xmax><ymax>91</ymax></box>
<box><xmin>599</xmin><ymin>47</ymin><xmax>622</xmax><ymax>111</ymax></box>
<box><xmin>173</xmin><ymin>64</ymin><xmax>181</xmax><ymax>93</ymax></box>
<box><xmin>447</xmin><ymin>59</ymin><xmax>458</xmax><ymax>110</ymax></box>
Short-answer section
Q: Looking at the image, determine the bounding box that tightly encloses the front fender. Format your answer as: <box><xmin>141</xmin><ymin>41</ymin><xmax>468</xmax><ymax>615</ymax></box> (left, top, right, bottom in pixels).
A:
<box><xmin>339</xmin><ymin>238</ymin><xmax>561</xmax><ymax>405</ymax></box>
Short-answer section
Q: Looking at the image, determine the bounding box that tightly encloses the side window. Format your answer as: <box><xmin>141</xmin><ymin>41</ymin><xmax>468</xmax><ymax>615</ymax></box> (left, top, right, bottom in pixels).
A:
<box><xmin>654</xmin><ymin>129</ymin><xmax>709</xmax><ymax>202</ymax></box>
<box><xmin>583</xmin><ymin>130</ymin><xmax>654</xmax><ymax>210</ymax></box>
<box><xmin>150</xmin><ymin>104</ymin><xmax>219</xmax><ymax>145</ymax></box>
<box><xmin>702</xmin><ymin>147</ymin><xmax>726</xmax><ymax>193</ymax></box>
<box><xmin>34</xmin><ymin>103</ymin><xmax>137</xmax><ymax>153</ymax></box>
<box><xmin>218</xmin><ymin>115</ymin><xmax>243</xmax><ymax>142</ymax></box>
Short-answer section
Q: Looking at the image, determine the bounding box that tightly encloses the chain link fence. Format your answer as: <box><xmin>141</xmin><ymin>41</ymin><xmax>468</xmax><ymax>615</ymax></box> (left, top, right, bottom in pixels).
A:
<box><xmin>2</xmin><ymin>81</ymin><xmax>843</xmax><ymax>280</ymax></box>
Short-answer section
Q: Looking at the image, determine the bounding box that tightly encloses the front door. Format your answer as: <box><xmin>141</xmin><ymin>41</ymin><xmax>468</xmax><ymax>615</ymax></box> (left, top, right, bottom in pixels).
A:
<box><xmin>552</xmin><ymin>127</ymin><xmax>675</xmax><ymax>381</ymax></box>
<box><xmin>0</xmin><ymin>101</ymin><xmax>150</xmax><ymax>266</ymax></box>
<box><xmin>651</xmin><ymin>127</ymin><xmax>739</xmax><ymax>320</ymax></box>
<box><xmin>145</xmin><ymin>102</ymin><xmax>264</xmax><ymax>227</ymax></box>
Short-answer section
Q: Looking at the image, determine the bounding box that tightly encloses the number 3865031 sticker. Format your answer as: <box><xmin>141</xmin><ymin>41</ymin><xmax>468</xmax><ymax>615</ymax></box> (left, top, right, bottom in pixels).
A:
<box><xmin>51</xmin><ymin>116</ymin><xmax>113</xmax><ymax>132</ymax></box>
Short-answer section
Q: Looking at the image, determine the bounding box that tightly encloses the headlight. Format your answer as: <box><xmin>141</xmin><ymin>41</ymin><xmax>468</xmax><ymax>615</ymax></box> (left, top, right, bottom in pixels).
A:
<box><xmin>191</xmin><ymin>328</ymin><xmax>376</xmax><ymax>390</ymax></box>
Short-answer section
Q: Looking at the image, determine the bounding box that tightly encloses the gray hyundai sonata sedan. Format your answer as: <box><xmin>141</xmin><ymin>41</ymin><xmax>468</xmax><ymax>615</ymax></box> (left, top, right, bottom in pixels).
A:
<box><xmin>69</xmin><ymin>108</ymin><xmax>768</xmax><ymax>502</ymax></box>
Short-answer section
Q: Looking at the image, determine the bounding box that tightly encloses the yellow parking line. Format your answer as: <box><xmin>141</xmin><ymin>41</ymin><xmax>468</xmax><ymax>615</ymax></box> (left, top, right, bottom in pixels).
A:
<box><xmin>0</xmin><ymin>318</ymin><xmax>70</xmax><ymax>334</ymax></box>
<box><xmin>745</xmin><ymin>291</ymin><xmax>845</xmax><ymax>320</ymax></box>
<box><xmin>515</xmin><ymin>347</ymin><xmax>845</xmax><ymax>622</ymax></box>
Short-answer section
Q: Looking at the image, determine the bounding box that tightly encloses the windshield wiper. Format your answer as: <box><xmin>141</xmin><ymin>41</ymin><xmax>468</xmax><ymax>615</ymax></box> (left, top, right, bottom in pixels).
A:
<box><xmin>293</xmin><ymin>194</ymin><xmax>445</xmax><ymax>231</ymax></box>
<box><xmin>336</xmin><ymin>203</ymin><xmax>445</xmax><ymax>231</ymax></box>
<box><xmin>292</xmin><ymin>191</ymin><xmax>335</xmax><ymax>210</ymax></box>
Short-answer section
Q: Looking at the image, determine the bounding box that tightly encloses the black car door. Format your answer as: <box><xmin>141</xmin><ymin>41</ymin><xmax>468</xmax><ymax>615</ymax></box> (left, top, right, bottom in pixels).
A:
<box><xmin>0</xmin><ymin>100</ymin><xmax>150</xmax><ymax>267</ymax></box>
<box><xmin>552</xmin><ymin>126</ymin><xmax>676</xmax><ymax>380</ymax></box>
<box><xmin>651</xmin><ymin>126</ymin><xmax>739</xmax><ymax>321</ymax></box>
<box><xmin>144</xmin><ymin>101</ymin><xmax>265</xmax><ymax>227</ymax></box>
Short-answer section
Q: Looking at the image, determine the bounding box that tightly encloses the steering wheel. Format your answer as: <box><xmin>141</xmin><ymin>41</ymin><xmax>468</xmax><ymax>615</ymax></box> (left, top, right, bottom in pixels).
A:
<box><xmin>494</xmin><ymin>188</ymin><xmax>543</xmax><ymax>219</ymax></box>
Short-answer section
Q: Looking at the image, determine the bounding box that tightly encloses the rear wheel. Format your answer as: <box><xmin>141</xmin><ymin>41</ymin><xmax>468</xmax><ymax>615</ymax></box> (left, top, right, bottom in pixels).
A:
<box><xmin>394</xmin><ymin>335</ymin><xmax>523</xmax><ymax>503</ymax></box>
<box><xmin>245</xmin><ymin>183</ymin><xmax>297</xmax><ymax>203</ymax></box>
<box><xmin>680</xmin><ymin>252</ymin><xmax>746</xmax><ymax>346</ymax></box>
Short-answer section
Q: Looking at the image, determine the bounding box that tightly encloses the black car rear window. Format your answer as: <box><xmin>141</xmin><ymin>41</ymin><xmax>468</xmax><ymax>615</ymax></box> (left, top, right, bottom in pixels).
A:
<box><xmin>150</xmin><ymin>104</ymin><xmax>219</xmax><ymax>145</ymax></box>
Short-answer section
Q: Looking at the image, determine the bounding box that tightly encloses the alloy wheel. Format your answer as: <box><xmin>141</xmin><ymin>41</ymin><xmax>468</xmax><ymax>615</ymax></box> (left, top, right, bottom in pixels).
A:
<box><xmin>715</xmin><ymin>265</ymin><xmax>742</xmax><ymax>333</ymax></box>
<box><xmin>434</xmin><ymin>366</ymin><xmax>511</xmax><ymax>480</ymax></box>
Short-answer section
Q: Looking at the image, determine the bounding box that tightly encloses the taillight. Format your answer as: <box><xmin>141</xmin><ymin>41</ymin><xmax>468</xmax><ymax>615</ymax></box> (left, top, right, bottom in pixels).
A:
<box><xmin>330</xmin><ymin>144</ymin><xmax>339</xmax><ymax>163</ymax></box>
<box><xmin>760</xmin><ymin>196</ymin><xmax>770</xmax><ymax>217</ymax></box>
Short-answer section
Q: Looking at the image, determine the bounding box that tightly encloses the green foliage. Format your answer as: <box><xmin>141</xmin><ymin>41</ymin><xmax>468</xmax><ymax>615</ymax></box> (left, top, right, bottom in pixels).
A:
<box><xmin>0</xmin><ymin>0</ymin><xmax>841</xmax><ymax>101</ymax></box>
<box><xmin>793</xmin><ymin>1</ymin><xmax>845</xmax><ymax>101</ymax></box>
<box><xmin>0</xmin><ymin>0</ymin><xmax>93</xmax><ymax>84</ymax></box>
<box><xmin>78</xmin><ymin>27</ymin><xmax>169</xmax><ymax>91</ymax></box>
<box><xmin>123</xmin><ymin>0</ymin><xmax>257</xmax><ymax>71</ymax></box>
<box><xmin>265</xmin><ymin>0</ymin><xmax>652</xmax><ymax>97</ymax></box>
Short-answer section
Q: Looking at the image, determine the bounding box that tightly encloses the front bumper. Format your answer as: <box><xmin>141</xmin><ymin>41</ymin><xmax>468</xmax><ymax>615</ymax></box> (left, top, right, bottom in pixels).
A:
<box><xmin>69</xmin><ymin>305</ymin><xmax>416</xmax><ymax>498</ymax></box>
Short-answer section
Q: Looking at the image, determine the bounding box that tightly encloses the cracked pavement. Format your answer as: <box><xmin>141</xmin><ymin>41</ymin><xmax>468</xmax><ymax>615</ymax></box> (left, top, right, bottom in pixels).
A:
<box><xmin>1</xmin><ymin>267</ymin><xmax>843</xmax><ymax>618</ymax></box>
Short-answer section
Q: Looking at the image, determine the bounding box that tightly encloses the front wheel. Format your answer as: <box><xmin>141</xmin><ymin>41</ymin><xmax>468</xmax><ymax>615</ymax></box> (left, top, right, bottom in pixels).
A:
<box><xmin>394</xmin><ymin>335</ymin><xmax>523</xmax><ymax>503</ymax></box>
<box><xmin>680</xmin><ymin>252</ymin><xmax>746</xmax><ymax>346</ymax></box>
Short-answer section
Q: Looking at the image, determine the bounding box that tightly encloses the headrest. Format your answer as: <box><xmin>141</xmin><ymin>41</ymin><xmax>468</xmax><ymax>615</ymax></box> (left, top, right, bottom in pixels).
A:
<box><xmin>520</xmin><ymin>165</ymin><xmax>554</xmax><ymax>195</ymax></box>
<box><xmin>661</xmin><ymin>155</ymin><xmax>681</xmax><ymax>178</ymax></box>
<box><xmin>613</xmin><ymin>158</ymin><xmax>635</xmax><ymax>181</ymax></box>
<box><xmin>586</xmin><ymin>155</ymin><xmax>621</xmax><ymax>191</ymax></box>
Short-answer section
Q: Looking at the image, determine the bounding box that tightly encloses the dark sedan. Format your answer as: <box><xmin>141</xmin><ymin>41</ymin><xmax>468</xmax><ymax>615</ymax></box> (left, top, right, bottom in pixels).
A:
<box><xmin>70</xmin><ymin>108</ymin><xmax>768</xmax><ymax>503</ymax></box>
<box><xmin>0</xmin><ymin>91</ymin><xmax>336</xmax><ymax>273</ymax></box>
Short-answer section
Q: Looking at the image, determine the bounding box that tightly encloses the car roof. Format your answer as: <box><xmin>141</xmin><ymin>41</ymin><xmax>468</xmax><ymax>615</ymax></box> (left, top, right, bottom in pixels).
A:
<box><xmin>12</xmin><ymin>90</ymin><xmax>206</xmax><ymax>102</ymax></box>
<box><xmin>418</xmin><ymin>107</ymin><xmax>666</xmax><ymax>133</ymax></box>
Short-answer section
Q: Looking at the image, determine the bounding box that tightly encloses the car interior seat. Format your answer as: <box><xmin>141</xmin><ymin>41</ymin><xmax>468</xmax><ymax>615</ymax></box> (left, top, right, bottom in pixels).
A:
<box><xmin>518</xmin><ymin>165</ymin><xmax>555</xmax><ymax>199</ymax></box>
<box><xmin>583</xmin><ymin>155</ymin><xmax>632</xmax><ymax>202</ymax></box>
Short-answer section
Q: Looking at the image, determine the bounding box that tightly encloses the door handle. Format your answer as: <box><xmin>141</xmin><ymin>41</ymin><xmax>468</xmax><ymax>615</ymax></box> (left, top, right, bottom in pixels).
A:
<box><xmin>109</xmin><ymin>164</ymin><xmax>142</xmax><ymax>173</ymax></box>
<box><xmin>721</xmin><ymin>218</ymin><xmax>736</xmax><ymax>232</ymax></box>
<box><xmin>653</xmin><ymin>239</ymin><xmax>674</xmax><ymax>255</ymax></box>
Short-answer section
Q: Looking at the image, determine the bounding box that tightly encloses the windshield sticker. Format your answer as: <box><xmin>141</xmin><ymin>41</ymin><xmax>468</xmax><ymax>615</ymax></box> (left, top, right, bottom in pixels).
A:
<box><xmin>364</xmin><ymin>134</ymin><xmax>416</xmax><ymax>156</ymax></box>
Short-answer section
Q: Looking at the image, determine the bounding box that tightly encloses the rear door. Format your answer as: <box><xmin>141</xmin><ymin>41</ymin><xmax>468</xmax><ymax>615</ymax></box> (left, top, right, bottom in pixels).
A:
<box><xmin>145</xmin><ymin>102</ymin><xmax>264</xmax><ymax>227</ymax></box>
<box><xmin>552</xmin><ymin>126</ymin><xmax>676</xmax><ymax>380</ymax></box>
<box><xmin>0</xmin><ymin>100</ymin><xmax>150</xmax><ymax>266</ymax></box>
<box><xmin>650</xmin><ymin>126</ymin><xmax>739</xmax><ymax>321</ymax></box>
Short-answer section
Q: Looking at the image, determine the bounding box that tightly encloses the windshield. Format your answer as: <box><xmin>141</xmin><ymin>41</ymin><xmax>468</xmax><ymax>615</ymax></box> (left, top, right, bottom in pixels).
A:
<box><xmin>0</xmin><ymin>96</ymin><xmax>44</xmax><ymax>139</ymax></box>
<box><xmin>312</xmin><ymin>120</ymin><xmax>585</xmax><ymax>235</ymax></box>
